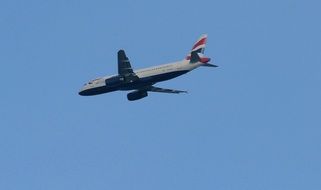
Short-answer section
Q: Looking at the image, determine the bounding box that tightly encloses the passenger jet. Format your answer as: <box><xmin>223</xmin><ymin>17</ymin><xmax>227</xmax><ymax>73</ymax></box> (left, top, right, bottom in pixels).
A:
<box><xmin>79</xmin><ymin>34</ymin><xmax>217</xmax><ymax>101</ymax></box>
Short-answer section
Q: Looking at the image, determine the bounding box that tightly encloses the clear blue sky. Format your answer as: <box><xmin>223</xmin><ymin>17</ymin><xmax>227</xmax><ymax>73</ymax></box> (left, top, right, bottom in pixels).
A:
<box><xmin>1</xmin><ymin>0</ymin><xmax>321</xmax><ymax>189</ymax></box>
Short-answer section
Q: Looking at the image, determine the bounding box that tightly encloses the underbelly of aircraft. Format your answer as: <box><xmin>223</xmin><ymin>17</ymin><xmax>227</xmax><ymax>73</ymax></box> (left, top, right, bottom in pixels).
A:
<box><xmin>120</xmin><ymin>70</ymin><xmax>189</xmax><ymax>90</ymax></box>
<box><xmin>80</xmin><ymin>70</ymin><xmax>190</xmax><ymax>95</ymax></box>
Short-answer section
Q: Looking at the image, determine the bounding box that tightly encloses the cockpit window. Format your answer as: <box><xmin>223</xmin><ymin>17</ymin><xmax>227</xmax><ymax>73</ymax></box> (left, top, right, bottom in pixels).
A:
<box><xmin>87</xmin><ymin>78</ymin><xmax>100</xmax><ymax>85</ymax></box>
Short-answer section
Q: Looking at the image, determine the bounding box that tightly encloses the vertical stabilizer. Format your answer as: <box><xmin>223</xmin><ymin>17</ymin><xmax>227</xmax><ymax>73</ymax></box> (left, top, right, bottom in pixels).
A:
<box><xmin>186</xmin><ymin>34</ymin><xmax>212</xmax><ymax>64</ymax></box>
<box><xmin>186</xmin><ymin>34</ymin><xmax>208</xmax><ymax>61</ymax></box>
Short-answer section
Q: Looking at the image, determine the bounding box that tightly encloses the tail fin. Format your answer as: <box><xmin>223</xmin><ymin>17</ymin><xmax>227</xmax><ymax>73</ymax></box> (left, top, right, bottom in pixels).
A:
<box><xmin>186</xmin><ymin>34</ymin><xmax>207</xmax><ymax>60</ymax></box>
<box><xmin>185</xmin><ymin>34</ymin><xmax>211</xmax><ymax>64</ymax></box>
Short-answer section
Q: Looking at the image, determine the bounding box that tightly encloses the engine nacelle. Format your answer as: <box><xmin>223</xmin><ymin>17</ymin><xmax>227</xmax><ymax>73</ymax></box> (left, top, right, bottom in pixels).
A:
<box><xmin>127</xmin><ymin>91</ymin><xmax>148</xmax><ymax>101</ymax></box>
<box><xmin>105</xmin><ymin>75</ymin><xmax>124</xmax><ymax>87</ymax></box>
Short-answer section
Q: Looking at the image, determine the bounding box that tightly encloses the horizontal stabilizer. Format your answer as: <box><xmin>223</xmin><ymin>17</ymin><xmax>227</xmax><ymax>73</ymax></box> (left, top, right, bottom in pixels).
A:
<box><xmin>190</xmin><ymin>52</ymin><xmax>211</xmax><ymax>64</ymax></box>
<box><xmin>201</xmin><ymin>63</ymin><xmax>218</xmax><ymax>67</ymax></box>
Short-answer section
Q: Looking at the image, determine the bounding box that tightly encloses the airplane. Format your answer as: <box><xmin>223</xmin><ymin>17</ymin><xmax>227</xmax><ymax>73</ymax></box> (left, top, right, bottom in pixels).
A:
<box><xmin>79</xmin><ymin>34</ymin><xmax>217</xmax><ymax>101</ymax></box>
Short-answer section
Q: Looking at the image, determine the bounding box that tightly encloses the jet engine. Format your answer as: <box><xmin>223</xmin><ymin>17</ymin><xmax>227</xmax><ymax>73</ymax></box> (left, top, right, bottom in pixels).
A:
<box><xmin>127</xmin><ymin>90</ymin><xmax>148</xmax><ymax>101</ymax></box>
<box><xmin>105</xmin><ymin>76</ymin><xmax>124</xmax><ymax>87</ymax></box>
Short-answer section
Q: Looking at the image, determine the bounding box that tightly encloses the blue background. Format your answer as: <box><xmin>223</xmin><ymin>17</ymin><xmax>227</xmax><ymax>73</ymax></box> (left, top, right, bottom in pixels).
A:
<box><xmin>1</xmin><ymin>0</ymin><xmax>321</xmax><ymax>189</ymax></box>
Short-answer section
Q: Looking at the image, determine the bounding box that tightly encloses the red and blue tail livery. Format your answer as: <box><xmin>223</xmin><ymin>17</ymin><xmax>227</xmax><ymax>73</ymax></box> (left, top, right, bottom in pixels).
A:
<box><xmin>186</xmin><ymin>34</ymin><xmax>207</xmax><ymax>60</ymax></box>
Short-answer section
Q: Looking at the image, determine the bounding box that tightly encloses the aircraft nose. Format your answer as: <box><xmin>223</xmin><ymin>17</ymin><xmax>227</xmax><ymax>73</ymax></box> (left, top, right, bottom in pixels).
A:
<box><xmin>79</xmin><ymin>90</ymin><xmax>85</xmax><ymax>96</ymax></box>
<box><xmin>78</xmin><ymin>86</ymin><xmax>87</xmax><ymax>96</ymax></box>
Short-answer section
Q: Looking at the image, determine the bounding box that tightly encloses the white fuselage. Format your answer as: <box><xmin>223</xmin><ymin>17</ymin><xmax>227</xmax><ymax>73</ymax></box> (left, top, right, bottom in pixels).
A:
<box><xmin>79</xmin><ymin>59</ymin><xmax>202</xmax><ymax>95</ymax></box>
<box><xmin>134</xmin><ymin>59</ymin><xmax>199</xmax><ymax>78</ymax></box>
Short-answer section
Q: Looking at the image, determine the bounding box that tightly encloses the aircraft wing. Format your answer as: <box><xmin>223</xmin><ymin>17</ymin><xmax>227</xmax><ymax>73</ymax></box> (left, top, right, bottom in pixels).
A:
<box><xmin>147</xmin><ymin>86</ymin><xmax>187</xmax><ymax>94</ymax></box>
<box><xmin>118</xmin><ymin>50</ymin><xmax>135</xmax><ymax>75</ymax></box>
<box><xmin>117</xmin><ymin>50</ymin><xmax>139</xmax><ymax>81</ymax></box>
